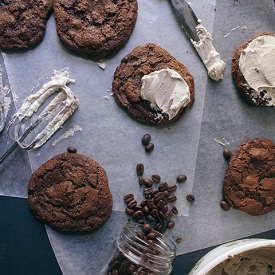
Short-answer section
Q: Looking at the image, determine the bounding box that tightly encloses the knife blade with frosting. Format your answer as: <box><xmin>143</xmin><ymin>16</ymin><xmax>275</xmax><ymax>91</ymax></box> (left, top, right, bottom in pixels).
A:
<box><xmin>169</xmin><ymin>0</ymin><xmax>225</xmax><ymax>81</ymax></box>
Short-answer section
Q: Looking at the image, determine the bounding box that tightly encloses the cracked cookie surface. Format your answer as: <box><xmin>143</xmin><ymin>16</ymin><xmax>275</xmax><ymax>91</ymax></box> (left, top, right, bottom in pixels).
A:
<box><xmin>54</xmin><ymin>0</ymin><xmax>138</xmax><ymax>60</ymax></box>
<box><xmin>0</xmin><ymin>0</ymin><xmax>53</xmax><ymax>50</ymax></box>
<box><xmin>28</xmin><ymin>152</ymin><xmax>113</xmax><ymax>232</ymax></box>
<box><xmin>223</xmin><ymin>137</ymin><xmax>275</xmax><ymax>216</ymax></box>
<box><xmin>112</xmin><ymin>43</ymin><xmax>194</xmax><ymax>125</ymax></box>
<box><xmin>232</xmin><ymin>32</ymin><xmax>275</xmax><ymax>106</ymax></box>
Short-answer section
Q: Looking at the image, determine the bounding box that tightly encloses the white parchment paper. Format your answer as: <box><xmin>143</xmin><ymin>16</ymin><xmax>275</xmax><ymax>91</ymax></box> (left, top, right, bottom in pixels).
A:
<box><xmin>1</xmin><ymin>0</ymin><xmax>275</xmax><ymax>274</ymax></box>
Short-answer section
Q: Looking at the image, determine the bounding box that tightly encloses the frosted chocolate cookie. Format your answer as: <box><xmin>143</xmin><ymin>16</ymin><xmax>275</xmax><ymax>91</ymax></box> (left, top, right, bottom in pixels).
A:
<box><xmin>232</xmin><ymin>32</ymin><xmax>275</xmax><ymax>106</ymax></box>
<box><xmin>112</xmin><ymin>43</ymin><xmax>194</xmax><ymax>125</ymax></box>
<box><xmin>54</xmin><ymin>0</ymin><xmax>138</xmax><ymax>60</ymax></box>
<box><xmin>0</xmin><ymin>0</ymin><xmax>53</xmax><ymax>50</ymax></box>
<box><xmin>28</xmin><ymin>148</ymin><xmax>113</xmax><ymax>232</ymax></box>
<box><xmin>223</xmin><ymin>138</ymin><xmax>275</xmax><ymax>216</ymax></box>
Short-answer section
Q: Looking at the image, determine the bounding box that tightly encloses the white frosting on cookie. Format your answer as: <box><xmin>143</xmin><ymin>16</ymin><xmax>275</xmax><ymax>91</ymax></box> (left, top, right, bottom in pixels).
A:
<box><xmin>239</xmin><ymin>34</ymin><xmax>275</xmax><ymax>106</ymax></box>
<box><xmin>140</xmin><ymin>68</ymin><xmax>191</xmax><ymax>120</ymax></box>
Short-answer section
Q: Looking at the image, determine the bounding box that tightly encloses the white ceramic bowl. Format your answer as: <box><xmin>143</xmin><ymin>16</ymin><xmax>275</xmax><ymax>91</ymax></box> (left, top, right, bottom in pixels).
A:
<box><xmin>189</xmin><ymin>238</ymin><xmax>275</xmax><ymax>275</ymax></box>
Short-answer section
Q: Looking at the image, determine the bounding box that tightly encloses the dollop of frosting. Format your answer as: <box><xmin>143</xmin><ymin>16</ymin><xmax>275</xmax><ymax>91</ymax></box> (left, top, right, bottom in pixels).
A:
<box><xmin>207</xmin><ymin>247</ymin><xmax>275</xmax><ymax>275</ymax></box>
<box><xmin>239</xmin><ymin>34</ymin><xmax>275</xmax><ymax>106</ymax></box>
<box><xmin>140</xmin><ymin>68</ymin><xmax>191</xmax><ymax>120</ymax></box>
<box><xmin>192</xmin><ymin>24</ymin><xmax>226</xmax><ymax>81</ymax></box>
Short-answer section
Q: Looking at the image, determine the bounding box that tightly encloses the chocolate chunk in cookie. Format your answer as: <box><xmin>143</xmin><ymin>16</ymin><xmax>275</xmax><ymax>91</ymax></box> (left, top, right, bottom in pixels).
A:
<box><xmin>54</xmin><ymin>0</ymin><xmax>138</xmax><ymax>60</ymax></box>
<box><xmin>112</xmin><ymin>43</ymin><xmax>194</xmax><ymax>125</ymax></box>
<box><xmin>223</xmin><ymin>137</ymin><xmax>275</xmax><ymax>216</ymax></box>
<box><xmin>0</xmin><ymin>0</ymin><xmax>53</xmax><ymax>50</ymax></box>
<box><xmin>232</xmin><ymin>32</ymin><xmax>275</xmax><ymax>106</ymax></box>
<box><xmin>28</xmin><ymin>151</ymin><xmax>113</xmax><ymax>232</ymax></box>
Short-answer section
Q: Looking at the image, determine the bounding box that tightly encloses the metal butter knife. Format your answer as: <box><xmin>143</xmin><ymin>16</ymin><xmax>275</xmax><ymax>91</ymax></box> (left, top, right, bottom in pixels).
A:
<box><xmin>169</xmin><ymin>0</ymin><xmax>226</xmax><ymax>81</ymax></box>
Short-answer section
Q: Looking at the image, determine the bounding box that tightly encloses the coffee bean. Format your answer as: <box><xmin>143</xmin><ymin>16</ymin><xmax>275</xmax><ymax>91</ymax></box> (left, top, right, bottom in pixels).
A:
<box><xmin>176</xmin><ymin>237</ymin><xmax>183</xmax><ymax>244</ymax></box>
<box><xmin>145</xmin><ymin>215</ymin><xmax>155</xmax><ymax>222</ymax></box>
<box><xmin>177</xmin><ymin>175</ymin><xmax>187</xmax><ymax>183</ymax></box>
<box><xmin>164</xmin><ymin>190</ymin><xmax>170</xmax><ymax>197</ymax></box>
<box><xmin>125</xmin><ymin>208</ymin><xmax>135</xmax><ymax>216</ymax></box>
<box><xmin>154</xmin><ymin>192</ymin><xmax>164</xmax><ymax>202</ymax></box>
<box><xmin>162</xmin><ymin>204</ymin><xmax>168</xmax><ymax>212</ymax></box>
<box><xmin>158</xmin><ymin>182</ymin><xmax>168</xmax><ymax>192</ymax></box>
<box><xmin>128</xmin><ymin>200</ymin><xmax>137</xmax><ymax>209</ymax></box>
<box><xmin>186</xmin><ymin>194</ymin><xmax>195</xmax><ymax>203</ymax></box>
<box><xmin>223</xmin><ymin>149</ymin><xmax>231</xmax><ymax>160</ymax></box>
<box><xmin>124</xmin><ymin>194</ymin><xmax>134</xmax><ymax>203</ymax></box>
<box><xmin>146</xmin><ymin>200</ymin><xmax>155</xmax><ymax>211</ymax></box>
<box><xmin>140</xmin><ymin>199</ymin><xmax>147</xmax><ymax>207</ymax></box>
<box><xmin>133</xmin><ymin>210</ymin><xmax>143</xmax><ymax>220</ymax></box>
<box><xmin>151</xmin><ymin>190</ymin><xmax>159</xmax><ymax>197</ymax></box>
<box><xmin>67</xmin><ymin>146</ymin><xmax>77</xmax><ymax>153</ymax></box>
<box><xmin>142</xmin><ymin>134</ymin><xmax>151</xmax><ymax>146</ymax></box>
<box><xmin>145</xmin><ymin>143</ymin><xmax>154</xmax><ymax>153</ymax></box>
<box><xmin>147</xmin><ymin>239</ymin><xmax>155</xmax><ymax>245</ymax></box>
<box><xmin>151</xmin><ymin>209</ymin><xmax>159</xmax><ymax>218</ymax></box>
<box><xmin>155</xmin><ymin>223</ymin><xmax>162</xmax><ymax>232</ymax></box>
<box><xmin>157</xmin><ymin>200</ymin><xmax>166</xmax><ymax>209</ymax></box>
<box><xmin>168</xmin><ymin>184</ymin><xmax>177</xmax><ymax>193</ymax></box>
<box><xmin>142</xmin><ymin>206</ymin><xmax>149</xmax><ymax>215</ymax></box>
<box><xmin>144</xmin><ymin>188</ymin><xmax>153</xmax><ymax>196</ymax></box>
<box><xmin>147</xmin><ymin>231</ymin><xmax>157</xmax><ymax>240</ymax></box>
<box><xmin>151</xmin><ymin>174</ymin><xmax>161</xmax><ymax>183</ymax></box>
<box><xmin>158</xmin><ymin>210</ymin><xmax>166</xmax><ymax>220</ymax></box>
<box><xmin>142</xmin><ymin>224</ymin><xmax>151</xmax><ymax>234</ymax></box>
<box><xmin>165</xmin><ymin>210</ymin><xmax>173</xmax><ymax>221</ymax></box>
<box><xmin>167</xmin><ymin>195</ymin><xmax>177</xmax><ymax>202</ymax></box>
<box><xmin>172</xmin><ymin>206</ymin><xmax>178</xmax><ymax>215</ymax></box>
<box><xmin>143</xmin><ymin>178</ymin><xmax>153</xmax><ymax>188</ymax></box>
<box><xmin>220</xmin><ymin>200</ymin><xmax>230</xmax><ymax>211</ymax></box>
<box><xmin>137</xmin><ymin>219</ymin><xmax>145</xmax><ymax>224</ymax></box>
<box><xmin>167</xmin><ymin>220</ymin><xmax>175</xmax><ymax>229</ymax></box>
<box><xmin>138</xmin><ymin>176</ymin><xmax>144</xmax><ymax>186</ymax></box>
<box><xmin>134</xmin><ymin>205</ymin><xmax>143</xmax><ymax>211</ymax></box>
<box><xmin>112</xmin><ymin>270</ymin><xmax>119</xmax><ymax>275</ymax></box>
<box><xmin>136</xmin><ymin>163</ymin><xmax>144</xmax><ymax>176</ymax></box>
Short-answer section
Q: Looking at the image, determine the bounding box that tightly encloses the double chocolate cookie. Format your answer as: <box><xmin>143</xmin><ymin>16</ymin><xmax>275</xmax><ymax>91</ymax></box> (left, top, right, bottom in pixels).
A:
<box><xmin>0</xmin><ymin>0</ymin><xmax>53</xmax><ymax>50</ymax></box>
<box><xmin>54</xmin><ymin>0</ymin><xmax>138</xmax><ymax>60</ymax></box>
<box><xmin>232</xmin><ymin>32</ymin><xmax>275</xmax><ymax>106</ymax></box>
<box><xmin>223</xmin><ymin>138</ymin><xmax>275</xmax><ymax>216</ymax></box>
<box><xmin>112</xmin><ymin>43</ymin><xmax>194</xmax><ymax>125</ymax></box>
<box><xmin>28</xmin><ymin>148</ymin><xmax>113</xmax><ymax>232</ymax></box>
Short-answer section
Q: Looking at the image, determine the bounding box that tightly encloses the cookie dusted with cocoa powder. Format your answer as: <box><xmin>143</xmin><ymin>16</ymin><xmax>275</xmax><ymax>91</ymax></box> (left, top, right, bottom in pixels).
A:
<box><xmin>223</xmin><ymin>138</ymin><xmax>275</xmax><ymax>216</ymax></box>
<box><xmin>28</xmin><ymin>149</ymin><xmax>113</xmax><ymax>232</ymax></box>
<box><xmin>112</xmin><ymin>44</ymin><xmax>194</xmax><ymax>125</ymax></box>
<box><xmin>54</xmin><ymin>0</ymin><xmax>138</xmax><ymax>60</ymax></box>
<box><xmin>0</xmin><ymin>0</ymin><xmax>53</xmax><ymax>50</ymax></box>
<box><xmin>232</xmin><ymin>32</ymin><xmax>275</xmax><ymax>106</ymax></box>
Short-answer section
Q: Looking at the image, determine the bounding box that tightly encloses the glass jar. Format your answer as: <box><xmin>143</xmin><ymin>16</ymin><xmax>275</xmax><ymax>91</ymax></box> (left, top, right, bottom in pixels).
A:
<box><xmin>101</xmin><ymin>223</ymin><xmax>176</xmax><ymax>275</ymax></box>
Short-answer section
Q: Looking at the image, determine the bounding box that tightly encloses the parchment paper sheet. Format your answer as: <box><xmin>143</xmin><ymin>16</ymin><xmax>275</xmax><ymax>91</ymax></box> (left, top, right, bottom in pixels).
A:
<box><xmin>0</xmin><ymin>0</ymin><xmax>275</xmax><ymax>274</ymax></box>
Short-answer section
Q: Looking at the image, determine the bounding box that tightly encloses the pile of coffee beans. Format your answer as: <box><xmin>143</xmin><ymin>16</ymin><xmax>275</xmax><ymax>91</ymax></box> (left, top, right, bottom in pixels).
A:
<box><xmin>105</xmin><ymin>225</ymin><xmax>159</xmax><ymax>275</ymax></box>
<box><xmin>141</xmin><ymin>134</ymin><xmax>154</xmax><ymax>153</ymax></box>
<box><xmin>124</xmin><ymin>163</ymin><xmax>181</xmax><ymax>233</ymax></box>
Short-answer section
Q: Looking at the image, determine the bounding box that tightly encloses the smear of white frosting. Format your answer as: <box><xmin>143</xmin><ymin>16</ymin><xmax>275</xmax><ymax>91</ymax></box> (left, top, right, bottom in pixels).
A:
<box><xmin>0</xmin><ymin>65</ymin><xmax>10</xmax><ymax>133</ymax></box>
<box><xmin>8</xmin><ymin>69</ymin><xmax>79</xmax><ymax>149</ymax></box>
<box><xmin>239</xmin><ymin>34</ymin><xmax>275</xmax><ymax>106</ymax></box>
<box><xmin>140</xmin><ymin>68</ymin><xmax>191</xmax><ymax>120</ymax></box>
<box><xmin>191</xmin><ymin>24</ymin><xmax>226</xmax><ymax>81</ymax></box>
<box><xmin>52</xmin><ymin>125</ymin><xmax>82</xmax><ymax>146</ymax></box>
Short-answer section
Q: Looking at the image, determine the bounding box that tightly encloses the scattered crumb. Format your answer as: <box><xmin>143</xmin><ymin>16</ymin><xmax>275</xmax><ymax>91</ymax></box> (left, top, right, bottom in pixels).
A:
<box><xmin>97</xmin><ymin>61</ymin><xmax>107</xmax><ymax>70</ymax></box>
<box><xmin>214</xmin><ymin>137</ymin><xmax>230</xmax><ymax>146</ymax></box>
<box><xmin>104</xmin><ymin>95</ymin><xmax>110</xmax><ymax>100</ymax></box>
<box><xmin>224</xmin><ymin>25</ymin><xmax>247</xmax><ymax>38</ymax></box>
<box><xmin>52</xmin><ymin>125</ymin><xmax>82</xmax><ymax>146</ymax></box>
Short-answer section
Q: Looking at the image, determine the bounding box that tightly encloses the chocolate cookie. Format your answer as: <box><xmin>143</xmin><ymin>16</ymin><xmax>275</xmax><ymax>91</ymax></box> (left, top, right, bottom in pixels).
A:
<box><xmin>112</xmin><ymin>43</ymin><xmax>194</xmax><ymax>125</ymax></box>
<box><xmin>223</xmin><ymin>138</ymin><xmax>275</xmax><ymax>216</ymax></box>
<box><xmin>28</xmin><ymin>149</ymin><xmax>113</xmax><ymax>232</ymax></box>
<box><xmin>232</xmin><ymin>32</ymin><xmax>275</xmax><ymax>106</ymax></box>
<box><xmin>54</xmin><ymin>0</ymin><xmax>138</xmax><ymax>60</ymax></box>
<box><xmin>0</xmin><ymin>0</ymin><xmax>53</xmax><ymax>50</ymax></box>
